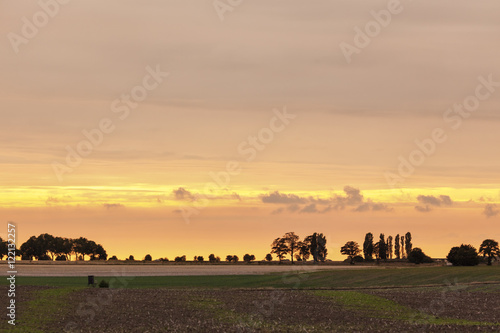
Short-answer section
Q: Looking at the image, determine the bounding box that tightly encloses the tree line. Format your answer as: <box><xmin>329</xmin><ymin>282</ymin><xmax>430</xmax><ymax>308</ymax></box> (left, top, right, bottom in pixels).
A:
<box><xmin>269</xmin><ymin>232</ymin><xmax>328</xmax><ymax>263</ymax></box>
<box><xmin>340</xmin><ymin>232</ymin><xmax>432</xmax><ymax>264</ymax></box>
<box><xmin>4</xmin><ymin>232</ymin><xmax>498</xmax><ymax>266</ymax></box>
<box><xmin>447</xmin><ymin>240</ymin><xmax>500</xmax><ymax>266</ymax></box>
<box><xmin>1</xmin><ymin>233</ymin><xmax>107</xmax><ymax>261</ymax></box>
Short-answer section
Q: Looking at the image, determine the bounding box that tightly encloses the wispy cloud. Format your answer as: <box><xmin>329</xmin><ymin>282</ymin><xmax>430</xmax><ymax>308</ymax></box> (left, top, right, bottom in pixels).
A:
<box><xmin>263</xmin><ymin>186</ymin><xmax>392</xmax><ymax>214</ymax></box>
<box><xmin>483</xmin><ymin>204</ymin><xmax>499</xmax><ymax>218</ymax></box>
<box><xmin>415</xmin><ymin>194</ymin><xmax>453</xmax><ymax>212</ymax></box>
<box><xmin>103</xmin><ymin>203</ymin><xmax>124</xmax><ymax>209</ymax></box>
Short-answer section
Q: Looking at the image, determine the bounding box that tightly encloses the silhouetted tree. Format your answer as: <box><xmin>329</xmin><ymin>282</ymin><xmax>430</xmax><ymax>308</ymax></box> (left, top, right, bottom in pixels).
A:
<box><xmin>271</xmin><ymin>237</ymin><xmax>288</xmax><ymax>263</ymax></box>
<box><xmin>265</xmin><ymin>253</ymin><xmax>272</xmax><ymax>261</ymax></box>
<box><xmin>408</xmin><ymin>248</ymin><xmax>433</xmax><ymax>264</ymax></box>
<box><xmin>298</xmin><ymin>240</ymin><xmax>310</xmax><ymax>261</ymax></box>
<box><xmin>232</xmin><ymin>255</ymin><xmax>239</xmax><ymax>263</ymax></box>
<box><xmin>175</xmin><ymin>255</ymin><xmax>186</xmax><ymax>262</ymax></box>
<box><xmin>479</xmin><ymin>239</ymin><xmax>500</xmax><ymax>266</ymax></box>
<box><xmin>387</xmin><ymin>236</ymin><xmax>393</xmax><ymax>259</ymax></box>
<box><xmin>243</xmin><ymin>254</ymin><xmax>255</xmax><ymax>263</ymax></box>
<box><xmin>94</xmin><ymin>244</ymin><xmax>107</xmax><ymax>260</ymax></box>
<box><xmin>109</xmin><ymin>255</ymin><xmax>118</xmax><ymax>260</ymax></box>
<box><xmin>283</xmin><ymin>232</ymin><xmax>300</xmax><ymax>264</ymax></box>
<box><xmin>209</xmin><ymin>254</ymin><xmax>217</xmax><ymax>263</ymax></box>
<box><xmin>0</xmin><ymin>238</ymin><xmax>7</xmax><ymax>260</ymax></box>
<box><xmin>144</xmin><ymin>254</ymin><xmax>152</xmax><ymax>261</ymax></box>
<box><xmin>379</xmin><ymin>234</ymin><xmax>387</xmax><ymax>260</ymax></box>
<box><xmin>128</xmin><ymin>255</ymin><xmax>135</xmax><ymax>260</ymax></box>
<box><xmin>226</xmin><ymin>255</ymin><xmax>233</xmax><ymax>262</ymax></box>
<box><xmin>400</xmin><ymin>236</ymin><xmax>405</xmax><ymax>259</ymax></box>
<box><xmin>307</xmin><ymin>232</ymin><xmax>327</xmax><ymax>262</ymax></box>
<box><xmin>373</xmin><ymin>242</ymin><xmax>380</xmax><ymax>260</ymax></box>
<box><xmin>394</xmin><ymin>234</ymin><xmax>400</xmax><ymax>259</ymax></box>
<box><xmin>363</xmin><ymin>233</ymin><xmax>374</xmax><ymax>261</ymax></box>
<box><xmin>197</xmin><ymin>256</ymin><xmax>204</xmax><ymax>262</ymax></box>
<box><xmin>340</xmin><ymin>241</ymin><xmax>361</xmax><ymax>264</ymax></box>
<box><xmin>447</xmin><ymin>244</ymin><xmax>479</xmax><ymax>266</ymax></box>
<box><xmin>20</xmin><ymin>236</ymin><xmax>44</xmax><ymax>260</ymax></box>
<box><xmin>405</xmin><ymin>232</ymin><xmax>412</xmax><ymax>257</ymax></box>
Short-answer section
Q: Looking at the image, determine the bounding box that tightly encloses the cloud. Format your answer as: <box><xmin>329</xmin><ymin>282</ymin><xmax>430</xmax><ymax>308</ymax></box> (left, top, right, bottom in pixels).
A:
<box><xmin>45</xmin><ymin>196</ymin><xmax>60</xmax><ymax>205</ymax></box>
<box><xmin>417</xmin><ymin>195</ymin><xmax>453</xmax><ymax>206</ymax></box>
<box><xmin>352</xmin><ymin>201</ymin><xmax>392</xmax><ymax>213</ymax></box>
<box><xmin>300</xmin><ymin>204</ymin><xmax>319</xmax><ymax>213</ymax></box>
<box><xmin>334</xmin><ymin>186</ymin><xmax>364</xmax><ymax>209</ymax></box>
<box><xmin>483</xmin><ymin>204</ymin><xmax>499</xmax><ymax>218</ymax></box>
<box><xmin>271</xmin><ymin>204</ymin><xmax>300</xmax><ymax>215</ymax></box>
<box><xmin>263</xmin><ymin>186</ymin><xmax>391</xmax><ymax>214</ymax></box>
<box><xmin>271</xmin><ymin>207</ymin><xmax>284</xmax><ymax>215</ymax></box>
<box><xmin>415</xmin><ymin>195</ymin><xmax>453</xmax><ymax>212</ymax></box>
<box><xmin>261</xmin><ymin>191</ymin><xmax>308</xmax><ymax>204</ymax></box>
<box><xmin>415</xmin><ymin>205</ymin><xmax>431</xmax><ymax>213</ymax></box>
<box><xmin>103</xmin><ymin>203</ymin><xmax>124</xmax><ymax>209</ymax></box>
<box><xmin>173</xmin><ymin>187</ymin><xmax>194</xmax><ymax>201</ymax></box>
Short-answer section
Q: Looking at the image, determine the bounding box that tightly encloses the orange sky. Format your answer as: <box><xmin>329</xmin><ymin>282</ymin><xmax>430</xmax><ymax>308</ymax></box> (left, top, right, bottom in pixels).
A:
<box><xmin>1</xmin><ymin>1</ymin><xmax>499</xmax><ymax>261</ymax></box>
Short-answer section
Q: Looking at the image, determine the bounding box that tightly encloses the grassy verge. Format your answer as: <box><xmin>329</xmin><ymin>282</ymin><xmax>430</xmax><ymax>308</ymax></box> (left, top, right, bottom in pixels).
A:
<box><xmin>3</xmin><ymin>266</ymin><xmax>500</xmax><ymax>289</ymax></box>
<box><xmin>2</xmin><ymin>287</ymin><xmax>82</xmax><ymax>333</ymax></box>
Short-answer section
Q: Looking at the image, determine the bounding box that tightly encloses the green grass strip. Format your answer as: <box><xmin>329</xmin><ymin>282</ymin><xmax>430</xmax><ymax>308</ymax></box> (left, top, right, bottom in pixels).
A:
<box><xmin>313</xmin><ymin>290</ymin><xmax>498</xmax><ymax>327</ymax></box>
<box><xmin>7</xmin><ymin>287</ymin><xmax>82</xmax><ymax>333</ymax></box>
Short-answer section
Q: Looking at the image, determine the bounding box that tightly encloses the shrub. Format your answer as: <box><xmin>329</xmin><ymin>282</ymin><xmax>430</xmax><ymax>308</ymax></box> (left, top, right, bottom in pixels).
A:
<box><xmin>98</xmin><ymin>280</ymin><xmax>109</xmax><ymax>288</ymax></box>
<box><xmin>408</xmin><ymin>248</ymin><xmax>433</xmax><ymax>264</ymax></box>
<box><xmin>353</xmin><ymin>255</ymin><xmax>364</xmax><ymax>263</ymax></box>
<box><xmin>447</xmin><ymin>244</ymin><xmax>479</xmax><ymax>266</ymax></box>
<box><xmin>108</xmin><ymin>255</ymin><xmax>118</xmax><ymax>260</ymax></box>
<box><xmin>144</xmin><ymin>254</ymin><xmax>152</xmax><ymax>261</ymax></box>
<box><xmin>174</xmin><ymin>255</ymin><xmax>186</xmax><ymax>262</ymax></box>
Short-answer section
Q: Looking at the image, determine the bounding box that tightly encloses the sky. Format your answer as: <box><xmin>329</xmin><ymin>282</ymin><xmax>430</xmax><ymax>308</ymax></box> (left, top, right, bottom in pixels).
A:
<box><xmin>1</xmin><ymin>0</ymin><xmax>499</xmax><ymax>261</ymax></box>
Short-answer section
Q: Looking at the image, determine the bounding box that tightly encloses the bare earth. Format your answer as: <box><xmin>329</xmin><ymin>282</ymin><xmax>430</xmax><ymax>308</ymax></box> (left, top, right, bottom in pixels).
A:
<box><xmin>5</xmin><ymin>264</ymin><xmax>384</xmax><ymax>277</ymax></box>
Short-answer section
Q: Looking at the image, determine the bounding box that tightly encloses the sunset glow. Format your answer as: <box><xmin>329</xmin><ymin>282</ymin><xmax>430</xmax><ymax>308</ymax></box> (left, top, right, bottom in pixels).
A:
<box><xmin>1</xmin><ymin>0</ymin><xmax>499</xmax><ymax>262</ymax></box>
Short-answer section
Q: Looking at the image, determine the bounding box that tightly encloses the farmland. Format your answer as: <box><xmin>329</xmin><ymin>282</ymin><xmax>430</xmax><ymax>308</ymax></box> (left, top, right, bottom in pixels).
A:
<box><xmin>1</xmin><ymin>265</ymin><xmax>499</xmax><ymax>332</ymax></box>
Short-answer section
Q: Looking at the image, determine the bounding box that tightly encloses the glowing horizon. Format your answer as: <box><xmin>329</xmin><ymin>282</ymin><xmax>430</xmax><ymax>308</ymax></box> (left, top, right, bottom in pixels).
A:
<box><xmin>1</xmin><ymin>1</ymin><xmax>499</xmax><ymax>262</ymax></box>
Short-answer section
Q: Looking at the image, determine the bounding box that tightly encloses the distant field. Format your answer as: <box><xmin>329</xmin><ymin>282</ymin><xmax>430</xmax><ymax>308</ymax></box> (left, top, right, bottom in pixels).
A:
<box><xmin>1</xmin><ymin>262</ymin><xmax>385</xmax><ymax>277</ymax></box>
<box><xmin>3</xmin><ymin>266</ymin><xmax>500</xmax><ymax>289</ymax></box>
<box><xmin>2</xmin><ymin>266</ymin><xmax>499</xmax><ymax>332</ymax></box>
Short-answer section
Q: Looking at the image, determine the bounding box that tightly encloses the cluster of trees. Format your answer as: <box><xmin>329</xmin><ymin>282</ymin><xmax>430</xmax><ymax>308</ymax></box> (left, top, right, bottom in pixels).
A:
<box><xmin>341</xmin><ymin>232</ymin><xmax>432</xmax><ymax>264</ymax></box>
<box><xmin>16</xmin><ymin>234</ymin><xmax>107</xmax><ymax>261</ymax></box>
<box><xmin>0</xmin><ymin>237</ymin><xmax>10</xmax><ymax>259</ymax></box>
<box><xmin>270</xmin><ymin>232</ymin><xmax>327</xmax><ymax>263</ymax></box>
<box><xmin>362</xmin><ymin>232</ymin><xmax>413</xmax><ymax>261</ymax></box>
<box><xmin>447</xmin><ymin>239</ymin><xmax>500</xmax><ymax>266</ymax></box>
